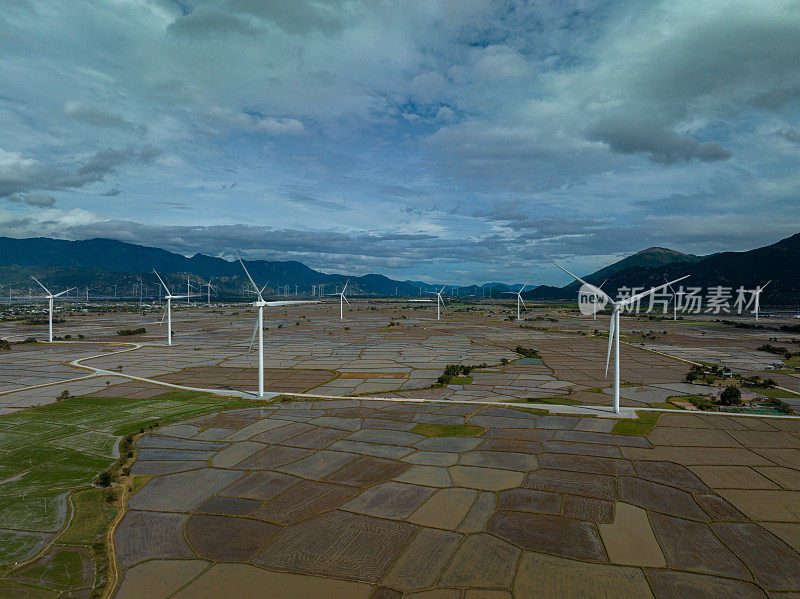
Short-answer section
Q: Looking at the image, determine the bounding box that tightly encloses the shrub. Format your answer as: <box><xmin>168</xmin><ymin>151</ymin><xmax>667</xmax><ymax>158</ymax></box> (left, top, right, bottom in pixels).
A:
<box><xmin>514</xmin><ymin>346</ymin><xmax>542</xmax><ymax>359</ymax></box>
<box><xmin>56</xmin><ymin>389</ymin><xmax>71</xmax><ymax>401</ymax></box>
<box><xmin>719</xmin><ymin>386</ymin><xmax>742</xmax><ymax>406</ymax></box>
<box><xmin>96</xmin><ymin>471</ymin><xmax>112</xmax><ymax>487</ymax></box>
<box><xmin>117</xmin><ymin>327</ymin><xmax>146</xmax><ymax>336</ymax></box>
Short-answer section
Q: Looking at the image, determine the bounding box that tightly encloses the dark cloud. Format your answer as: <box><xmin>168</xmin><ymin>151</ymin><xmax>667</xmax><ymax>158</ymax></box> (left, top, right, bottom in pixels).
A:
<box><xmin>749</xmin><ymin>86</ymin><xmax>800</xmax><ymax>110</ymax></box>
<box><xmin>587</xmin><ymin>116</ymin><xmax>731</xmax><ymax>165</ymax></box>
<box><xmin>167</xmin><ymin>6</ymin><xmax>262</xmax><ymax>38</ymax></box>
<box><xmin>284</xmin><ymin>192</ymin><xmax>350</xmax><ymax>212</ymax></box>
<box><xmin>777</xmin><ymin>128</ymin><xmax>800</xmax><ymax>146</ymax></box>
<box><xmin>0</xmin><ymin>145</ymin><xmax>161</xmax><ymax>198</ymax></box>
<box><xmin>7</xmin><ymin>194</ymin><xmax>55</xmax><ymax>208</ymax></box>
<box><xmin>100</xmin><ymin>185</ymin><xmax>122</xmax><ymax>197</ymax></box>
<box><xmin>64</xmin><ymin>102</ymin><xmax>147</xmax><ymax>134</ymax></box>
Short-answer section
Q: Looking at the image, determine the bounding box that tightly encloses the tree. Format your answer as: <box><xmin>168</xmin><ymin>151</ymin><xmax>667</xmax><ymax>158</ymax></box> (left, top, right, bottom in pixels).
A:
<box><xmin>719</xmin><ymin>386</ymin><xmax>742</xmax><ymax>406</ymax></box>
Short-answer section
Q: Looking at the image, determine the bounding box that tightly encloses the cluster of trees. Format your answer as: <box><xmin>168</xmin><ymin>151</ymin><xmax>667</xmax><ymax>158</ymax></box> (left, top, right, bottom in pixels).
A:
<box><xmin>116</xmin><ymin>327</ymin><xmax>146</xmax><ymax>336</ymax></box>
<box><xmin>436</xmin><ymin>363</ymin><xmax>487</xmax><ymax>386</ymax></box>
<box><xmin>758</xmin><ymin>343</ymin><xmax>800</xmax><ymax>361</ymax></box>
<box><xmin>514</xmin><ymin>346</ymin><xmax>542</xmax><ymax>359</ymax></box>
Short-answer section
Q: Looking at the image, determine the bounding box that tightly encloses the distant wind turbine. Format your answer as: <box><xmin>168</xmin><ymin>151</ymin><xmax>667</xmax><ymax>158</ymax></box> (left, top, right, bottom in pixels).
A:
<box><xmin>204</xmin><ymin>278</ymin><xmax>217</xmax><ymax>307</ymax></box>
<box><xmin>502</xmin><ymin>282</ymin><xmax>528</xmax><ymax>320</ymax></box>
<box><xmin>663</xmin><ymin>277</ymin><xmax>683</xmax><ymax>321</ymax></box>
<box><xmin>753</xmin><ymin>281</ymin><xmax>771</xmax><ymax>321</ymax></box>
<box><xmin>554</xmin><ymin>263</ymin><xmax>688</xmax><ymax>414</ymax></box>
<box><xmin>153</xmin><ymin>270</ymin><xmax>194</xmax><ymax>346</ymax></box>
<box><xmin>425</xmin><ymin>284</ymin><xmax>448</xmax><ymax>320</ymax></box>
<box><xmin>327</xmin><ymin>280</ymin><xmax>350</xmax><ymax>319</ymax></box>
<box><xmin>31</xmin><ymin>277</ymin><xmax>75</xmax><ymax>343</ymax></box>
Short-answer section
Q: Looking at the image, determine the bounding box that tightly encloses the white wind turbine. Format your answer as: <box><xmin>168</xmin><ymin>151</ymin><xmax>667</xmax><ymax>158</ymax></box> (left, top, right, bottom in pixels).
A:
<box><xmin>425</xmin><ymin>284</ymin><xmax>448</xmax><ymax>320</ymax></box>
<box><xmin>664</xmin><ymin>277</ymin><xmax>684</xmax><ymax>321</ymax></box>
<box><xmin>153</xmin><ymin>270</ymin><xmax>194</xmax><ymax>346</ymax></box>
<box><xmin>554</xmin><ymin>264</ymin><xmax>688</xmax><ymax>414</ymax></box>
<box><xmin>204</xmin><ymin>278</ymin><xmax>217</xmax><ymax>307</ymax></box>
<box><xmin>236</xmin><ymin>251</ymin><xmax>319</xmax><ymax>397</ymax></box>
<box><xmin>753</xmin><ymin>281</ymin><xmax>771</xmax><ymax>322</ymax></box>
<box><xmin>327</xmin><ymin>280</ymin><xmax>351</xmax><ymax>320</ymax></box>
<box><xmin>502</xmin><ymin>282</ymin><xmax>528</xmax><ymax>320</ymax></box>
<box><xmin>31</xmin><ymin>277</ymin><xmax>75</xmax><ymax>343</ymax></box>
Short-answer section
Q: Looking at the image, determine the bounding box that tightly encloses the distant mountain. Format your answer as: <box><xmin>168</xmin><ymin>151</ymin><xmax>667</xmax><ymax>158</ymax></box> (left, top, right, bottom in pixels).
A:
<box><xmin>2</xmin><ymin>233</ymin><xmax>798</xmax><ymax>303</ymax></box>
<box><xmin>526</xmin><ymin>234</ymin><xmax>800</xmax><ymax>304</ymax></box>
<box><xmin>0</xmin><ymin>237</ymin><xmax>420</xmax><ymax>297</ymax></box>
<box><xmin>566</xmin><ymin>247</ymin><xmax>703</xmax><ymax>288</ymax></box>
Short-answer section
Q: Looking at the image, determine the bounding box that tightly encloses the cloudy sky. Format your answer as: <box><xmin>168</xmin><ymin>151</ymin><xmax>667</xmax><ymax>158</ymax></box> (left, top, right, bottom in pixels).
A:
<box><xmin>1</xmin><ymin>1</ymin><xmax>799</xmax><ymax>285</ymax></box>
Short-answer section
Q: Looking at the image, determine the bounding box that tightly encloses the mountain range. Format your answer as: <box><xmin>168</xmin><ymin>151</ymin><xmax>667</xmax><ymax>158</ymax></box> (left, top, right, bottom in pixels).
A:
<box><xmin>0</xmin><ymin>233</ymin><xmax>797</xmax><ymax>303</ymax></box>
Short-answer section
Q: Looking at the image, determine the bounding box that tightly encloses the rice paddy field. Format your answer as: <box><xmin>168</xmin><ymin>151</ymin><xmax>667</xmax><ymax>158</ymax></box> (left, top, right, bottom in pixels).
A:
<box><xmin>0</xmin><ymin>300</ymin><xmax>799</xmax><ymax>597</ymax></box>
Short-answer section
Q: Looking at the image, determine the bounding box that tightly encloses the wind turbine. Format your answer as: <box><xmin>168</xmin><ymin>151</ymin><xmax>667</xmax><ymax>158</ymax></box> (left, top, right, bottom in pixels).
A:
<box><xmin>663</xmin><ymin>277</ymin><xmax>684</xmax><ymax>321</ymax></box>
<box><xmin>204</xmin><ymin>278</ymin><xmax>217</xmax><ymax>307</ymax></box>
<box><xmin>554</xmin><ymin>264</ymin><xmax>688</xmax><ymax>414</ymax></box>
<box><xmin>236</xmin><ymin>251</ymin><xmax>320</xmax><ymax>397</ymax></box>
<box><xmin>753</xmin><ymin>281</ymin><xmax>771</xmax><ymax>322</ymax></box>
<box><xmin>153</xmin><ymin>270</ymin><xmax>193</xmax><ymax>346</ymax></box>
<box><xmin>327</xmin><ymin>280</ymin><xmax>350</xmax><ymax>320</ymax></box>
<box><xmin>502</xmin><ymin>282</ymin><xmax>528</xmax><ymax>320</ymax></box>
<box><xmin>31</xmin><ymin>277</ymin><xmax>75</xmax><ymax>343</ymax></box>
<box><xmin>186</xmin><ymin>275</ymin><xmax>196</xmax><ymax>305</ymax></box>
<box><xmin>425</xmin><ymin>284</ymin><xmax>448</xmax><ymax>320</ymax></box>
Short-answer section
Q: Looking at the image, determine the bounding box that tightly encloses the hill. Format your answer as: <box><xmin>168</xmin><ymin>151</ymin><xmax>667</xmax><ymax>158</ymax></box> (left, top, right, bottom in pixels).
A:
<box><xmin>527</xmin><ymin>234</ymin><xmax>800</xmax><ymax>304</ymax></box>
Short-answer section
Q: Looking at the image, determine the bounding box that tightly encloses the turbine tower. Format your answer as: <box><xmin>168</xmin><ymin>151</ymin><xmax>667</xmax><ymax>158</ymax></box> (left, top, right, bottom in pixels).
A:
<box><xmin>554</xmin><ymin>263</ymin><xmax>688</xmax><ymax>414</ymax></box>
<box><xmin>425</xmin><ymin>284</ymin><xmax>448</xmax><ymax>320</ymax></box>
<box><xmin>153</xmin><ymin>270</ymin><xmax>192</xmax><ymax>346</ymax></box>
<box><xmin>31</xmin><ymin>277</ymin><xmax>74</xmax><ymax>343</ymax></box>
<box><xmin>327</xmin><ymin>280</ymin><xmax>351</xmax><ymax>320</ymax></box>
<box><xmin>753</xmin><ymin>281</ymin><xmax>771</xmax><ymax>321</ymax></box>
<box><xmin>502</xmin><ymin>282</ymin><xmax>528</xmax><ymax>320</ymax></box>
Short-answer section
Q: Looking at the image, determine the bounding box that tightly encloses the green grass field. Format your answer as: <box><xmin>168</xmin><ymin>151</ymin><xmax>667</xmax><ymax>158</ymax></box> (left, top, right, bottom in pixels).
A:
<box><xmin>0</xmin><ymin>389</ymin><xmax>257</xmax><ymax>596</ymax></box>
<box><xmin>612</xmin><ymin>411</ymin><xmax>663</xmax><ymax>435</ymax></box>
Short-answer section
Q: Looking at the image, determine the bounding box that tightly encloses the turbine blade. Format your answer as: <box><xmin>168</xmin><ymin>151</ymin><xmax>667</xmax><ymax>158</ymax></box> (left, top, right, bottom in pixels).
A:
<box><xmin>235</xmin><ymin>250</ymin><xmax>261</xmax><ymax>294</ymax></box>
<box><xmin>620</xmin><ymin>275</ymin><xmax>689</xmax><ymax>307</ymax></box>
<box><xmin>761</xmin><ymin>280</ymin><xmax>772</xmax><ymax>291</ymax></box>
<box><xmin>598</xmin><ymin>279</ymin><xmax>607</xmax><ymax>290</ymax></box>
<box><xmin>31</xmin><ymin>276</ymin><xmax>51</xmax><ymax>296</ymax></box>
<box><xmin>53</xmin><ymin>288</ymin><xmax>73</xmax><ymax>298</ymax></box>
<box><xmin>153</xmin><ymin>269</ymin><xmax>171</xmax><ymax>294</ymax></box>
<box><xmin>520</xmin><ymin>296</ymin><xmax>527</xmax><ymax>309</ymax></box>
<box><xmin>343</xmin><ymin>279</ymin><xmax>349</xmax><ymax>293</ymax></box>
<box><xmin>260</xmin><ymin>283</ymin><xmax>269</xmax><ymax>296</ymax></box>
<box><xmin>344</xmin><ymin>294</ymin><xmax>351</xmax><ymax>307</ymax></box>
<box><xmin>440</xmin><ymin>283</ymin><xmax>448</xmax><ymax>294</ymax></box>
<box><xmin>520</xmin><ymin>281</ymin><xmax>527</xmax><ymax>293</ymax></box>
<box><xmin>248</xmin><ymin>318</ymin><xmax>258</xmax><ymax>354</ymax></box>
<box><xmin>552</xmin><ymin>263</ymin><xmax>612</xmax><ymax>303</ymax></box>
<box><xmin>160</xmin><ymin>307</ymin><xmax>167</xmax><ymax>324</ymax></box>
<box><xmin>605</xmin><ymin>313</ymin><xmax>616</xmax><ymax>378</ymax></box>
